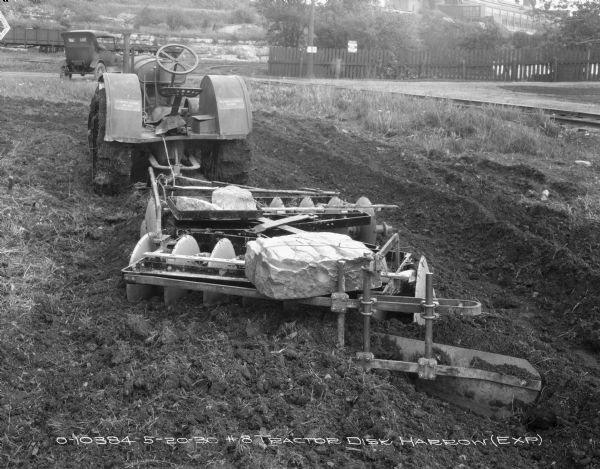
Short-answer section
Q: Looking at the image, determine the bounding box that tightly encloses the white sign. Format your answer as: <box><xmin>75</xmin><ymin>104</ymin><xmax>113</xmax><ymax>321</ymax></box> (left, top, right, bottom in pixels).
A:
<box><xmin>306</xmin><ymin>46</ymin><xmax>317</xmax><ymax>54</ymax></box>
<box><xmin>348</xmin><ymin>41</ymin><xmax>357</xmax><ymax>53</ymax></box>
<box><xmin>0</xmin><ymin>11</ymin><xmax>10</xmax><ymax>42</ymax></box>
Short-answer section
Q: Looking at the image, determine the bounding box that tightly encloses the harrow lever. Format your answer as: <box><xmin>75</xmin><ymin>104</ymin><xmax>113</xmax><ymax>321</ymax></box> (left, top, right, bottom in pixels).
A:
<box><xmin>423</xmin><ymin>273</ymin><xmax>436</xmax><ymax>360</ymax></box>
<box><xmin>333</xmin><ymin>261</ymin><xmax>349</xmax><ymax>348</ymax></box>
<box><xmin>360</xmin><ymin>267</ymin><xmax>376</xmax><ymax>354</ymax></box>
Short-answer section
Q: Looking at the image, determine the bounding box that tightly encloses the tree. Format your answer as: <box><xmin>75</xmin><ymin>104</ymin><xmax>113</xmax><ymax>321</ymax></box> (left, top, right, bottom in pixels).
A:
<box><xmin>256</xmin><ymin>0</ymin><xmax>309</xmax><ymax>47</ymax></box>
<box><xmin>315</xmin><ymin>3</ymin><xmax>419</xmax><ymax>53</ymax></box>
<box><xmin>556</xmin><ymin>0</ymin><xmax>600</xmax><ymax>45</ymax></box>
<box><xmin>418</xmin><ymin>11</ymin><xmax>506</xmax><ymax>51</ymax></box>
<box><xmin>418</xmin><ymin>11</ymin><xmax>464</xmax><ymax>50</ymax></box>
<box><xmin>458</xmin><ymin>20</ymin><xmax>507</xmax><ymax>50</ymax></box>
<box><xmin>320</xmin><ymin>0</ymin><xmax>378</xmax><ymax>13</ymax></box>
<box><xmin>510</xmin><ymin>30</ymin><xmax>546</xmax><ymax>48</ymax></box>
<box><xmin>165</xmin><ymin>11</ymin><xmax>190</xmax><ymax>31</ymax></box>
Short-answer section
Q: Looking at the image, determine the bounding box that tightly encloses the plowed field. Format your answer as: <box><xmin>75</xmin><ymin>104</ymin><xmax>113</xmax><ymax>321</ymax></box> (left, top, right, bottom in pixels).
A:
<box><xmin>1</xmin><ymin>86</ymin><xmax>600</xmax><ymax>468</ymax></box>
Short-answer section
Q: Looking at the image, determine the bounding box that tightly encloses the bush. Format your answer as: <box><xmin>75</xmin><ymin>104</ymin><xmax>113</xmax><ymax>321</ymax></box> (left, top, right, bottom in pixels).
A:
<box><xmin>165</xmin><ymin>11</ymin><xmax>191</xmax><ymax>31</ymax></box>
<box><xmin>316</xmin><ymin>8</ymin><xmax>419</xmax><ymax>54</ymax></box>
<box><xmin>459</xmin><ymin>20</ymin><xmax>506</xmax><ymax>50</ymax></box>
<box><xmin>134</xmin><ymin>7</ymin><xmax>163</xmax><ymax>28</ymax></box>
<box><xmin>72</xmin><ymin>10</ymin><xmax>101</xmax><ymax>24</ymax></box>
<box><xmin>230</xmin><ymin>6</ymin><xmax>260</xmax><ymax>24</ymax></box>
<box><xmin>59</xmin><ymin>17</ymin><xmax>72</xmax><ymax>29</ymax></box>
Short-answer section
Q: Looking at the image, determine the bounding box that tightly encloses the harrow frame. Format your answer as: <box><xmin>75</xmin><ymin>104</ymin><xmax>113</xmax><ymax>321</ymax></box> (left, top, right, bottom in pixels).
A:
<box><xmin>122</xmin><ymin>169</ymin><xmax>541</xmax><ymax>418</ymax></box>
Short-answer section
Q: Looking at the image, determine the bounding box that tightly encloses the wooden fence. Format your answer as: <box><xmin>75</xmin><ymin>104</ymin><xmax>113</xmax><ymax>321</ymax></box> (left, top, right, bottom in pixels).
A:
<box><xmin>268</xmin><ymin>45</ymin><xmax>600</xmax><ymax>82</ymax></box>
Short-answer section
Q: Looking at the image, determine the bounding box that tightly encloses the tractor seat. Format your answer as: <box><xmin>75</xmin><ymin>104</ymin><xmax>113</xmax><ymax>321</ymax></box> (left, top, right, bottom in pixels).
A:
<box><xmin>158</xmin><ymin>87</ymin><xmax>202</xmax><ymax>98</ymax></box>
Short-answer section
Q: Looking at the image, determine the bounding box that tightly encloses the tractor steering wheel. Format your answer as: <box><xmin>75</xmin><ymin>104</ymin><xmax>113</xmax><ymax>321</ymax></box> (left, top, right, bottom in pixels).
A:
<box><xmin>156</xmin><ymin>44</ymin><xmax>199</xmax><ymax>75</ymax></box>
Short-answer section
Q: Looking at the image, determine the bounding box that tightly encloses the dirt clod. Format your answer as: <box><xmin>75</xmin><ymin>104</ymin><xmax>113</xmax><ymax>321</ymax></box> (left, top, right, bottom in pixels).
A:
<box><xmin>125</xmin><ymin>313</ymin><xmax>152</xmax><ymax>339</ymax></box>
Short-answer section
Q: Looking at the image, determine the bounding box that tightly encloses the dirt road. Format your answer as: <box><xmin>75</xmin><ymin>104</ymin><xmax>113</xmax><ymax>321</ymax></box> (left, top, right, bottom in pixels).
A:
<box><xmin>253</xmin><ymin>77</ymin><xmax>600</xmax><ymax>114</ymax></box>
<box><xmin>3</xmin><ymin>69</ymin><xmax>600</xmax><ymax>113</ymax></box>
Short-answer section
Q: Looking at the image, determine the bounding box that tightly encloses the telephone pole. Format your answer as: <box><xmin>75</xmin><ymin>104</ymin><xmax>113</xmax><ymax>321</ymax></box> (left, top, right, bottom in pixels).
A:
<box><xmin>306</xmin><ymin>0</ymin><xmax>315</xmax><ymax>78</ymax></box>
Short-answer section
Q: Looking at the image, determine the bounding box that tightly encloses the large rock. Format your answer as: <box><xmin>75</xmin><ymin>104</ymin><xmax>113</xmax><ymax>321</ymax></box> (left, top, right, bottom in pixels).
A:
<box><xmin>212</xmin><ymin>185</ymin><xmax>256</xmax><ymax>210</ymax></box>
<box><xmin>245</xmin><ymin>232</ymin><xmax>380</xmax><ymax>300</ymax></box>
<box><xmin>175</xmin><ymin>196</ymin><xmax>221</xmax><ymax>212</ymax></box>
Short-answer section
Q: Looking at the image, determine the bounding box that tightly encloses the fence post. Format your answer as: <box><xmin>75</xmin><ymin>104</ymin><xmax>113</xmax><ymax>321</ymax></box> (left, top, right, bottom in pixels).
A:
<box><xmin>587</xmin><ymin>46</ymin><xmax>591</xmax><ymax>81</ymax></box>
<box><xmin>122</xmin><ymin>33</ymin><xmax>131</xmax><ymax>73</ymax></box>
<box><xmin>266</xmin><ymin>45</ymin><xmax>598</xmax><ymax>82</ymax></box>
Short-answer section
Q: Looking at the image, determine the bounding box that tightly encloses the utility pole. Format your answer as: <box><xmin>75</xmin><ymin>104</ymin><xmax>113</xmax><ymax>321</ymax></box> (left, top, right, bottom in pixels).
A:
<box><xmin>122</xmin><ymin>32</ymin><xmax>131</xmax><ymax>73</ymax></box>
<box><xmin>306</xmin><ymin>0</ymin><xmax>315</xmax><ymax>78</ymax></box>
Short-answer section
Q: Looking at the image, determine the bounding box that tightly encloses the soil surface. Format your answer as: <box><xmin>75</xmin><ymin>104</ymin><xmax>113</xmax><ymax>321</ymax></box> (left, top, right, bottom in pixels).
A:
<box><xmin>1</xmin><ymin>95</ymin><xmax>600</xmax><ymax>469</ymax></box>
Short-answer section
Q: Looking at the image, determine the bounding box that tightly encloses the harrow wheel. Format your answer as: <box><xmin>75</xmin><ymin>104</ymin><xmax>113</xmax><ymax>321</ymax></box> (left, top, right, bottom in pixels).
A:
<box><xmin>203</xmin><ymin>238</ymin><xmax>236</xmax><ymax>306</ymax></box>
<box><xmin>200</xmin><ymin>140</ymin><xmax>251</xmax><ymax>185</ymax></box>
<box><xmin>88</xmin><ymin>87</ymin><xmax>131</xmax><ymax>195</ymax></box>
<box><xmin>126</xmin><ymin>234</ymin><xmax>156</xmax><ymax>303</ymax></box>
<box><xmin>164</xmin><ymin>235</ymin><xmax>200</xmax><ymax>308</ymax></box>
<box><xmin>356</xmin><ymin>196</ymin><xmax>377</xmax><ymax>244</ymax></box>
<box><xmin>140</xmin><ymin>220</ymin><xmax>147</xmax><ymax>238</ymax></box>
<box><xmin>414</xmin><ymin>257</ymin><xmax>435</xmax><ymax>325</ymax></box>
<box><xmin>142</xmin><ymin>197</ymin><xmax>159</xmax><ymax>237</ymax></box>
<box><xmin>299</xmin><ymin>197</ymin><xmax>315</xmax><ymax>208</ymax></box>
<box><xmin>270</xmin><ymin>197</ymin><xmax>284</xmax><ymax>208</ymax></box>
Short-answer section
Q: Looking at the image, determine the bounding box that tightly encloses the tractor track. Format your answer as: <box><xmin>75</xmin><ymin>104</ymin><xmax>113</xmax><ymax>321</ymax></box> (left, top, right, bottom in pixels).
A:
<box><xmin>250</xmin><ymin>77</ymin><xmax>600</xmax><ymax>129</ymax></box>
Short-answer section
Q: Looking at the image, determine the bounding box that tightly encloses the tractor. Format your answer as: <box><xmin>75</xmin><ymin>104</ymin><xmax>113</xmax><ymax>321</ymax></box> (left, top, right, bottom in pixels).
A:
<box><xmin>87</xmin><ymin>43</ymin><xmax>252</xmax><ymax>195</ymax></box>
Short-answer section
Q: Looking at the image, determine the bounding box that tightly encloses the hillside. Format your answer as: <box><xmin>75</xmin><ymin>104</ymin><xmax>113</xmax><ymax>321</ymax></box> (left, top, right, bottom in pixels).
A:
<box><xmin>2</xmin><ymin>0</ymin><xmax>266</xmax><ymax>41</ymax></box>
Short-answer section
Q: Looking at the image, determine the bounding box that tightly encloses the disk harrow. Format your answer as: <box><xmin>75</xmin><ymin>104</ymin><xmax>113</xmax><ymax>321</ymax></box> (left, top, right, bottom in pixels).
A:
<box><xmin>123</xmin><ymin>170</ymin><xmax>541</xmax><ymax>418</ymax></box>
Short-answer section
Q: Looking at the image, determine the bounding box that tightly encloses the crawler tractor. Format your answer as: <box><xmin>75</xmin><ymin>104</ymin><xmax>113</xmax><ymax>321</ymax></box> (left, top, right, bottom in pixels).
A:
<box><xmin>88</xmin><ymin>43</ymin><xmax>252</xmax><ymax>194</ymax></box>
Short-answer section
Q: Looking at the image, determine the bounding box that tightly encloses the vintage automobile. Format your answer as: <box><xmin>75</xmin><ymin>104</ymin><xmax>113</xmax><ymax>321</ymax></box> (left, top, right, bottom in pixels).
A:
<box><xmin>60</xmin><ymin>30</ymin><xmax>122</xmax><ymax>79</ymax></box>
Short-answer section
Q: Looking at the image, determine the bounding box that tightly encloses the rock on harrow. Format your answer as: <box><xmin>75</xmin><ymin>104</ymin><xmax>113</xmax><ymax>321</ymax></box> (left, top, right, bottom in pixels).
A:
<box><xmin>123</xmin><ymin>169</ymin><xmax>541</xmax><ymax>418</ymax></box>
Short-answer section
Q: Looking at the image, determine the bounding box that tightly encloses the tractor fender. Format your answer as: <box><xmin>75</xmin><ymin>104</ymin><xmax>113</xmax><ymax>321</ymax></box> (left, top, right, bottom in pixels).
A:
<box><xmin>198</xmin><ymin>75</ymin><xmax>252</xmax><ymax>138</ymax></box>
<box><xmin>99</xmin><ymin>73</ymin><xmax>143</xmax><ymax>142</ymax></box>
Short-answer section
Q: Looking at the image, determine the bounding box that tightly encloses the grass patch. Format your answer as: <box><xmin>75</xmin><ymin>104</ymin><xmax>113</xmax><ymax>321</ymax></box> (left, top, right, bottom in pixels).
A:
<box><xmin>247</xmin><ymin>80</ymin><xmax>600</xmax><ymax>232</ymax></box>
<box><xmin>0</xmin><ymin>76</ymin><xmax>96</xmax><ymax>103</ymax></box>
<box><xmin>0</xmin><ymin>49</ymin><xmax>64</xmax><ymax>73</ymax></box>
<box><xmin>574</xmin><ymin>193</ymin><xmax>600</xmax><ymax>224</ymax></box>
<box><xmin>248</xmin><ymin>81</ymin><xmax>566</xmax><ymax>158</ymax></box>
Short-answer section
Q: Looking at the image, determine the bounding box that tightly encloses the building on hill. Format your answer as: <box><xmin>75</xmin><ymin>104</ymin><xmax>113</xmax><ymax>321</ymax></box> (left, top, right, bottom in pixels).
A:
<box><xmin>379</xmin><ymin>0</ymin><xmax>545</xmax><ymax>33</ymax></box>
<box><xmin>380</xmin><ymin>0</ymin><xmax>425</xmax><ymax>13</ymax></box>
<box><xmin>438</xmin><ymin>0</ymin><xmax>542</xmax><ymax>33</ymax></box>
